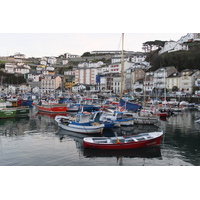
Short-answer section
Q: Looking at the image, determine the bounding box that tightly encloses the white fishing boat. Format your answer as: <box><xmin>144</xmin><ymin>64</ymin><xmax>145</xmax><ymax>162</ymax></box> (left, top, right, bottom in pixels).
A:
<box><xmin>55</xmin><ymin>112</ymin><xmax>104</xmax><ymax>134</ymax></box>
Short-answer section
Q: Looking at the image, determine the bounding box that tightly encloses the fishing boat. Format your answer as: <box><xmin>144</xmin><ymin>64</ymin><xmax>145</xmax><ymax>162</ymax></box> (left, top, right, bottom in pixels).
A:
<box><xmin>118</xmin><ymin>100</ymin><xmax>159</xmax><ymax>125</ymax></box>
<box><xmin>66</xmin><ymin>103</ymin><xmax>81</xmax><ymax>112</ymax></box>
<box><xmin>83</xmin><ymin>131</ymin><xmax>163</xmax><ymax>149</ymax></box>
<box><xmin>37</xmin><ymin>111</ymin><xmax>67</xmax><ymax>118</ymax></box>
<box><xmin>36</xmin><ymin>98</ymin><xmax>68</xmax><ymax>113</ymax></box>
<box><xmin>55</xmin><ymin>112</ymin><xmax>104</xmax><ymax>134</ymax></box>
<box><xmin>100</xmin><ymin>110</ymin><xmax>134</xmax><ymax>127</ymax></box>
<box><xmin>36</xmin><ymin>104</ymin><xmax>68</xmax><ymax>113</ymax></box>
<box><xmin>90</xmin><ymin>111</ymin><xmax>115</xmax><ymax>129</ymax></box>
<box><xmin>131</xmin><ymin>112</ymin><xmax>159</xmax><ymax>125</ymax></box>
<box><xmin>0</xmin><ymin>107</ymin><xmax>17</xmax><ymax>118</ymax></box>
<box><xmin>16</xmin><ymin>106</ymin><xmax>30</xmax><ymax>116</ymax></box>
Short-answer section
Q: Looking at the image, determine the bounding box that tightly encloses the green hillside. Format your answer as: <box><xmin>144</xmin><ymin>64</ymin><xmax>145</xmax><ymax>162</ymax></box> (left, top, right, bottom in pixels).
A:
<box><xmin>145</xmin><ymin>41</ymin><xmax>200</xmax><ymax>71</ymax></box>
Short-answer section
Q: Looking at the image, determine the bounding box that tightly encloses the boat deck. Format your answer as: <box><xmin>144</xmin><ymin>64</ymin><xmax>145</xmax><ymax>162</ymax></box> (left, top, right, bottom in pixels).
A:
<box><xmin>92</xmin><ymin>134</ymin><xmax>153</xmax><ymax>144</ymax></box>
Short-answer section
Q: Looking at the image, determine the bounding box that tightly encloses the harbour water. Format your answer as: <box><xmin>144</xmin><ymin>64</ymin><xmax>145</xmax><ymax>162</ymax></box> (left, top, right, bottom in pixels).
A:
<box><xmin>0</xmin><ymin>107</ymin><xmax>200</xmax><ymax>166</ymax></box>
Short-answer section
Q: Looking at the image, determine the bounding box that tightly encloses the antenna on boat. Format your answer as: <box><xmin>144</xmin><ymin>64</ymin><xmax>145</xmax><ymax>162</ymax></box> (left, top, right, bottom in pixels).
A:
<box><xmin>120</xmin><ymin>33</ymin><xmax>124</xmax><ymax>99</ymax></box>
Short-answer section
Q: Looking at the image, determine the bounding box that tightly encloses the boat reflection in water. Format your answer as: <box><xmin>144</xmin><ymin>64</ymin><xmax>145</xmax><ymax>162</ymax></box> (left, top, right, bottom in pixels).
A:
<box><xmin>83</xmin><ymin>145</ymin><xmax>161</xmax><ymax>159</ymax></box>
<box><xmin>56</xmin><ymin>125</ymin><xmax>162</xmax><ymax>162</ymax></box>
<box><xmin>0</xmin><ymin>116</ymin><xmax>30</xmax><ymax>136</ymax></box>
<box><xmin>55</xmin><ymin>128</ymin><xmax>94</xmax><ymax>150</ymax></box>
<box><xmin>36</xmin><ymin>111</ymin><xmax>68</xmax><ymax>118</ymax></box>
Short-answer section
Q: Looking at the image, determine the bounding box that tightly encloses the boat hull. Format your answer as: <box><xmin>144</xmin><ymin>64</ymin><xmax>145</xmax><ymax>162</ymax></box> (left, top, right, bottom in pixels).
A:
<box><xmin>16</xmin><ymin>107</ymin><xmax>30</xmax><ymax>116</ymax></box>
<box><xmin>118</xmin><ymin>119</ymin><xmax>134</xmax><ymax>126</ymax></box>
<box><xmin>58</xmin><ymin>122</ymin><xmax>104</xmax><ymax>134</ymax></box>
<box><xmin>36</xmin><ymin>105</ymin><xmax>67</xmax><ymax>113</ymax></box>
<box><xmin>83</xmin><ymin>132</ymin><xmax>163</xmax><ymax>150</ymax></box>
<box><xmin>134</xmin><ymin>117</ymin><xmax>158</xmax><ymax>125</ymax></box>
<box><xmin>0</xmin><ymin>108</ymin><xmax>17</xmax><ymax>118</ymax></box>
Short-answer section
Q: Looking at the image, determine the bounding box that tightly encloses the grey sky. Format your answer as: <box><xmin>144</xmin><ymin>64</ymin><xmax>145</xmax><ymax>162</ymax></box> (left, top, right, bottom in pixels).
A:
<box><xmin>0</xmin><ymin>33</ymin><xmax>186</xmax><ymax>58</ymax></box>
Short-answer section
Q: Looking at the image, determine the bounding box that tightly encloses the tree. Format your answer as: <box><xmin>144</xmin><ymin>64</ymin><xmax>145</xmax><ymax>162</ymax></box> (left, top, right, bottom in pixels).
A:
<box><xmin>143</xmin><ymin>40</ymin><xmax>166</xmax><ymax>52</ymax></box>
<box><xmin>81</xmin><ymin>52</ymin><xmax>92</xmax><ymax>57</ymax></box>
<box><xmin>145</xmin><ymin>42</ymin><xmax>200</xmax><ymax>71</ymax></box>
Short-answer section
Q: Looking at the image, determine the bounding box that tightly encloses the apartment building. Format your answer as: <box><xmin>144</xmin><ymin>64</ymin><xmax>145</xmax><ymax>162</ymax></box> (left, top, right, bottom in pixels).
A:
<box><xmin>179</xmin><ymin>69</ymin><xmax>200</xmax><ymax>93</ymax></box>
<box><xmin>124</xmin><ymin>68</ymin><xmax>145</xmax><ymax>91</ymax></box>
<box><xmin>40</xmin><ymin>75</ymin><xmax>61</xmax><ymax>94</ymax></box>
<box><xmin>153</xmin><ymin>66</ymin><xmax>177</xmax><ymax>91</ymax></box>
<box><xmin>167</xmin><ymin>72</ymin><xmax>180</xmax><ymax>92</ymax></box>
<box><xmin>143</xmin><ymin>72</ymin><xmax>154</xmax><ymax>94</ymax></box>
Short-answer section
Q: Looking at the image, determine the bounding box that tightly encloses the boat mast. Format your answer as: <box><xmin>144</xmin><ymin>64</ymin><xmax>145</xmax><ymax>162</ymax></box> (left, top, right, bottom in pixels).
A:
<box><xmin>143</xmin><ymin>71</ymin><xmax>147</xmax><ymax>108</ymax></box>
<box><xmin>120</xmin><ymin>33</ymin><xmax>124</xmax><ymax>99</ymax></box>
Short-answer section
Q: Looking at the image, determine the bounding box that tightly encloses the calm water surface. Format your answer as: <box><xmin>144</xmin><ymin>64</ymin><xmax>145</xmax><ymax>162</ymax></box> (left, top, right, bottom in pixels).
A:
<box><xmin>1</xmin><ymin>108</ymin><xmax>200</xmax><ymax>166</ymax></box>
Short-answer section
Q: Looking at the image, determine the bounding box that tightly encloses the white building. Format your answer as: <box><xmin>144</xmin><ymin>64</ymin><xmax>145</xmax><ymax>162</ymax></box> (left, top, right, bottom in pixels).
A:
<box><xmin>75</xmin><ymin>67</ymin><xmax>98</xmax><ymax>85</ymax></box>
<box><xmin>40</xmin><ymin>60</ymin><xmax>47</xmax><ymax>66</ymax></box>
<box><xmin>78</xmin><ymin>61</ymin><xmax>104</xmax><ymax>68</ymax></box>
<box><xmin>5</xmin><ymin>63</ymin><xmax>16</xmax><ymax>73</ymax></box>
<box><xmin>113</xmin><ymin>75</ymin><xmax>121</xmax><ymax>94</ymax></box>
<box><xmin>111</xmin><ymin>56</ymin><xmax>129</xmax><ymax>64</ymax></box>
<box><xmin>14</xmin><ymin>53</ymin><xmax>25</xmax><ymax>59</ymax></box>
<box><xmin>47</xmin><ymin>57</ymin><xmax>57</xmax><ymax>65</ymax></box>
<box><xmin>97</xmin><ymin>75</ymin><xmax>107</xmax><ymax>91</ymax></box>
<box><xmin>144</xmin><ymin>72</ymin><xmax>154</xmax><ymax>94</ymax></box>
<box><xmin>153</xmin><ymin>66</ymin><xmax>177</xmax><ymax>92</ymax></box>
<box><xmin>131</xmin><ymin>54</ymin><xmax>146</xmax><ymax>63</ymax></box>
<box><xmin>75</xmin><ymin>61</ymin><xmax>105</xmax><ymax>85</ymax></box>
<box><xmin>62</xmin><ymin>59</ymin><xmax>69</xmax><ymax>65</ymax></box>
<box><xmin>15</xmin><ymin>66</ymin><xmax>30</xmax><ymax>74</ymax></box>
<box><xmin>177</xmin><ymin>33</ymin><xmax>194</xmax><ymax>44</ymax></box>
<box><xmin>64</xmin><ymin>52</ymin><xmax>79</xmax><ymax>59</ymax></box>
<box><xmin>109</xmin><ymin>61</ymin><xmax>132</xmax><ymax>74</ymax></box>
<box><xmin>71</xmin><ymin>84</ymin><xmax>95</xmax><ymax>93</ymax></box>
<box><xmin>64</xmin><ymin>70</ymin><xmax>75</xmax><ymax>76</ymax></box>
<box><xmin>159</xmin><ymin>41</ymin><xmax>188</xmax><ymax>55</ymax></box>
<box><xmin>71</xmin><ymin>84</ymin><xmax>86</xmax><ymax>92</ymax></box>
<box><xmin>19</xmin><ymin>84</ymin><xmax>31</xmax><ymax>94</ymax></box>
<box><xmin>27</xmin><ymin>74</ymin><xmax>40</xmax><ymax>82</ymax></box>
<box><xmin>97</xmin><ymin>65</ymin><xmax>109</xmax><ymax>74</ymax></box>
<box><xmin>5</xmin><ymin>63</ymin><xmax>30</xmax><ymax>74</ymax></box>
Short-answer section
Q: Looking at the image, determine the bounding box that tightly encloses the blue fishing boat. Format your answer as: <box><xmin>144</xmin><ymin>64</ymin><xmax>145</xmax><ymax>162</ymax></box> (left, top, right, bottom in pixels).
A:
<box><xmin>90</xmin><ymin>111</ymin><xmax>115</xmax><ymax>129</ymax></box>
<box><xmin>100</xmin><ymin>110</ymin><xmax>134</xmax><ymax>127</ymax></box>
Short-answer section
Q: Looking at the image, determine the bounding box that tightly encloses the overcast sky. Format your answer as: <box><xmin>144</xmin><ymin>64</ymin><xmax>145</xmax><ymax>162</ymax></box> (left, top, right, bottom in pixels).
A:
<box><xmin>0</xmin><ymin>33</ymin><xmax>186</xmax><ymax>58</ymax></box>
<box><xmin>0</xmin><ymin>1</ymin><xmax>195</xmax><ymax>58</ymax></box>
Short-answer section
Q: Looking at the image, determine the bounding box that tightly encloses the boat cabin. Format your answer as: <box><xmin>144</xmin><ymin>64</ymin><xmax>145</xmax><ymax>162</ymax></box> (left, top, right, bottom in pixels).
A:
<box><xmin>89</xmin><ymin>111</ymin><xmax>102</xmax><ymax>122</ymax></box>
<box><xmin>75</xmin><ymin>112</ymin><xmax>91</xmax><ymax>123</ymax></box>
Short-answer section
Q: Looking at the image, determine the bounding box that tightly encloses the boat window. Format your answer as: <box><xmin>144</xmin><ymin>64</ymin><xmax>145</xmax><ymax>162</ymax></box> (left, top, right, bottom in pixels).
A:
<box><xmin>89</xmin><ymin>113</ymin><xmax>94</xmax><ymax>120</ymax></box>
<box><xmin>76</xmin><ymin>115</ymin><xmax>80</xmax><ymax>122</ymax></box>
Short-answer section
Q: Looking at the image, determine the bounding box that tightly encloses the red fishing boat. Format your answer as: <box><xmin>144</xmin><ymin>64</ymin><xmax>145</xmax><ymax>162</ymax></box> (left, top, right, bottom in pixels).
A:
<box><xmin>37</xmin><ymin>111</ymin><xmax>67</xmax><ymax>118</ymax></box>
<box><xmin>36</xmin><ymin>104</ymin><xmax>68</xmax><ymax>113</ymax></box>
<box><xmin>83</xmin><ymin>131</ymin><xmax>163</xmax><ymax>150</ymax></box>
